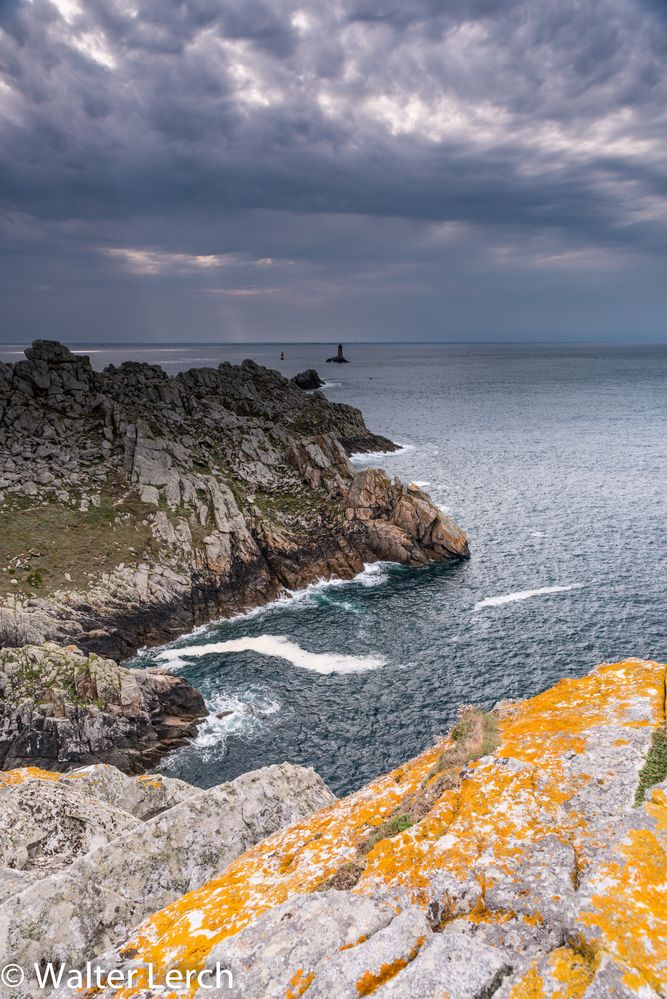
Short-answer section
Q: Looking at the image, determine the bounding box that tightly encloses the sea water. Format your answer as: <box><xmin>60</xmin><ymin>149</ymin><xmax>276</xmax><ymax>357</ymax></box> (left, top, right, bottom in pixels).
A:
<box><xmin>10</xmin><ymin>341</ymin><xmax>661</xmax><ymax>796</ymax></box>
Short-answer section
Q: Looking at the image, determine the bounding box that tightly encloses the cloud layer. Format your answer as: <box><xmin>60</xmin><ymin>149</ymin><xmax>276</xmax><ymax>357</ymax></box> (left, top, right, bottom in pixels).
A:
<box><xmin>1</xmin><ymin>0</ymin><xmax>667</xmax><ymax>342</ymax></box>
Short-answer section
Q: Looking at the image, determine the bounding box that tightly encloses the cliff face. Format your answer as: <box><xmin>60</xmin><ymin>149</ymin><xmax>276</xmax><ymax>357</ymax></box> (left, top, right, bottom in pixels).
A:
<box><xmin>0</xmin><ymin>341</ymin><xmax>468</xmax><ymax>659</ymax></box>
<box><xmin>70</xmin><ymin>658</ymin><xmax>667</xmax><ymax>999</ymax></box>
<box><xmin>0</xmin><ymin>643</ymin><xmax>207</xmax><ymax>773</ymax></box>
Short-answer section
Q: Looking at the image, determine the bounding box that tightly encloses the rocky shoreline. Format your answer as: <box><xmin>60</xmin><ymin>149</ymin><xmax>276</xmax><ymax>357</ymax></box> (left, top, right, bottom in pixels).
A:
<box><xmin>0</xmin><ymin>341</ymin><xmax>469</xmax><ymax>664</ymax></box>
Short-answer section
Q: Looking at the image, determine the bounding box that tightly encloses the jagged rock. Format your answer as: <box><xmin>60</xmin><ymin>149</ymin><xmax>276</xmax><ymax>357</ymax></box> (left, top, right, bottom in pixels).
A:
<box><xmin>85</xmin><ymin>659</ymin><xmax>667</xmax><ymax>999</ymax></box>
<box><xmin>0</xmin><ymin>341</ymin><xmax>468</xmax><ymax>661</ymax></box>
<box><xmin>0</xmin><ymin>763</ymin><xmax>334</xmax><ymax>982</ymax></box>
<box><xmin>0</xmin><ymin>644</ymin><xmax>207</xmax><ymax>773</ymax></box>
<box><xmin>0</xmin><ymin>772</ymin><xmax>140</xmax><ymax>873</ymax></box>
<box><xmin>292</xmin><ymin>368</ymin><xmax>325</xmax><ymax>390</ymax></box>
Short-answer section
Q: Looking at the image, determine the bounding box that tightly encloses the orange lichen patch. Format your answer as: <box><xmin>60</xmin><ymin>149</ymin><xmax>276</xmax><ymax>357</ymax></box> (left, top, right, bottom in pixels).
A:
<box><xmin>507</xmin><ymin>963</ymin><xmax>545</xmax><ymax>998</ymax></box>
<box><xmin>285</xmin><ymin>968</ymin><xmax>315</xmax><ymax>998</ymax></box>
<box><xmin>108</xmin><ymin>659</ymin><xmax>666</xmax><ymax>998</ymax></box>
<box><xmin>579</xmin><ymin>823</ymin><xmax>667</xmax><ymax>993</ymax></box>
<box><xmin>0</xmin><ymin>766</ymin><xmax>63</xmax><ymax>786</ymax></box>
<box><xmin>110</xmin><ymin>743</ymin><xmax>444</xmax><ymax>996</ymax></box>
<box><xmin>355</xmin><ymin>937</ymin><xmax>425</xmax><ymax>996</ymax></box>
<box><xmin>135</xmin><ymin>775</ymin><xmax>164</xmax><ymax>789</ymax></box>
<box><xmin>340</xmin><ymin>934</ymin><xmax>368</xmax><ymax>951</ymax></box>
<box><xmin>547</xmin><ymin>946</ymin><xmax>599</xmax><ymax>997</ymax></box>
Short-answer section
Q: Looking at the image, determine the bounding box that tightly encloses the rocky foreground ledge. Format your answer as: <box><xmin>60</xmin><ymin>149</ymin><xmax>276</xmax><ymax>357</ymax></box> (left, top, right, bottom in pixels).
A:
<box><xmin>0</xmin><ymin>340</ymin><xmax>468</xmax><ymax>660</ymax></box>
<box><xmin>0</xmin><ymin>659</ymin><xmax>664</xmax><ymax>997</ymax></box>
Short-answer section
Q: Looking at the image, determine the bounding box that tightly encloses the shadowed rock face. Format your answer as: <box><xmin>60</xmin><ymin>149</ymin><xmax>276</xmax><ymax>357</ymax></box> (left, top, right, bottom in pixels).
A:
<box><xmin>78</xmin><ymin>659</ymin><xmax>667</xmax><ymax>999</ymax></box>
<box><xmin>0</xmin><ymin>643</ymin><xmax>207</xmax><ymax>773</ymax></box>
<box><xmin>0</xmin><ymin>341</ymin><xmax>469</xmax><ymax>660</ymax></box>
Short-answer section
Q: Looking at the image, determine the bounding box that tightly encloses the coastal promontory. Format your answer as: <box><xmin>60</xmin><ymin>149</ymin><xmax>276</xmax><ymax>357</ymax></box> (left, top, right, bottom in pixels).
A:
<box><xmin>0</xmin><ymin>341</ymin><xmax>469</xmax><ymax>662</ymax></box>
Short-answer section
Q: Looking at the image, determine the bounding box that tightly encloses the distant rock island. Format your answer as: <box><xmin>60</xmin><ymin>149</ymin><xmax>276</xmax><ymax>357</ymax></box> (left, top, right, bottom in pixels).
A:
<box><xmin>327</xmin><ymin>343</ymin><xmax>349</xmax><ymax>363</ymax></box>
<box><xmin>0</xmin><ymin>341</ymin><xmax>468</xmax><ymax>665</ymax></box>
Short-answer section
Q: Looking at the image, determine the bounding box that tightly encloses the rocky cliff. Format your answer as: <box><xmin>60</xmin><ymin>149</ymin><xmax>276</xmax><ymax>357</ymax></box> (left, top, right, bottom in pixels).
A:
<box><xmin>33</xmin><ymin>657</ymin><xmax>664</xmax><ymax>999</ymax></box>
<box><xmin>0</xmin><ymin>643</ymin><xmax>207</xmax><ymax>773</ymax></box>
<box><xmin>0</xmin><ymin>341</ymin><xmax>469</xmax><ymax>660</ymax></box>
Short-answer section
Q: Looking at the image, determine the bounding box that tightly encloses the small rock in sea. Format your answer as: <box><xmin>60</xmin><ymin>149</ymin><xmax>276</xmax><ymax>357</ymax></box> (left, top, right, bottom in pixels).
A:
<box><xmin>216</xmin><ymin>710</ymin><xmax>234</xmax><ymax>719</ymax></box>
<box><xmin>291</xmin><ymin>369</ymin><xmax>324</xmax><ymax>390</ymax></box>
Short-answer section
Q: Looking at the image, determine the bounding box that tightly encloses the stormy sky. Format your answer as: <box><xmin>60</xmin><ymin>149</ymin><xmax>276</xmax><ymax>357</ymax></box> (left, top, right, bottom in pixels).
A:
<box><xmin>1</xmin><ymin>0</ymin><xmax>667</xmax><ymax>343</ymax></box>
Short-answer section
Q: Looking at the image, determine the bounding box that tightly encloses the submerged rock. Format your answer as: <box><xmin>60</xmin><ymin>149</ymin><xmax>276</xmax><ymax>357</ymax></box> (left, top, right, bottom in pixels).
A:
<box><xmin>0</xmin><ymin>643</ymin><xmax>207</xmax><ymax>773</ymax></box>
<box><xmin>85</xmin><ymin>658</ymin><xmax>667</xmax><ymax>998</ymax></box>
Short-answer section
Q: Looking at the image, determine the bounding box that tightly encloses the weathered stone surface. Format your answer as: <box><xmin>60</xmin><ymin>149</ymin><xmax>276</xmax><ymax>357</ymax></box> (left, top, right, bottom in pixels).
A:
<box><xmin>85</xmin><ymin>659</ymin><xmax>667</xmax><ymax>999</ymax></box>
<box><xmin>0</xmin><ymin>341</ymin><xmax>468</xmax><ymax>662</ymax></box>
<box><xmin>0</xmin><ymin>643</ymin><xmax>207</xmax><ymax>773</ymax></box>
<box><xmin>0</xmin><ymin>774</ymin><xmax>139</xmax><ymax>873</ymax></box>
<box><xmin>0</xmin><ymin>762</ymin><xmax>334</xmax><ymax>987</ymax></box>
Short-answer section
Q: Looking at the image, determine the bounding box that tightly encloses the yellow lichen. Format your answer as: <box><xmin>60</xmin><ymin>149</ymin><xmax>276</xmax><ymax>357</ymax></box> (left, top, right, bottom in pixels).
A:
<box><xmin>23</xmin><ymin>658</ymin><xmax>667</xmax><ymax>999</ymax></box>
<box><xmin>285</xmin><ymin>968</ymin><xmax>315</xmax><ymax>998</ymax></box>
<box><xmin>507</xmin><ymin>962</ymin><xmax>544</xmax><ymax>998</ymax></box>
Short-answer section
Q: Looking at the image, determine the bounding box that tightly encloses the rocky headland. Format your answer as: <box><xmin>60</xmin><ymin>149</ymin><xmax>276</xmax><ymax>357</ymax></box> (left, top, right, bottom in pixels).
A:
<box><xmin>0</xmin><ymin>659</ymin><xmax>665</xmax><ymax>997</ymax></box>
<box><xmin>0</xmin><ymin>340</ymin><xmax>469</xmax><ymax>664</ymax></box>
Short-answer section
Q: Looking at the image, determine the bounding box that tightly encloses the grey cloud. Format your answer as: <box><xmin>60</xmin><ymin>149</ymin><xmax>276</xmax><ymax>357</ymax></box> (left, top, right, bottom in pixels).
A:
<box><xmin>1</xmin><ymin>0</ymin><xmax>667</xmax><ymax>342</ymax></box>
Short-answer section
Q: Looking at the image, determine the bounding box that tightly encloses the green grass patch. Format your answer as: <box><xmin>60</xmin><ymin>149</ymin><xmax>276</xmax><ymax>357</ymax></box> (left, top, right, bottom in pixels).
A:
<box><xmin>635</xmin><ymin>726</ymin><xmax>667</xmax><ymax>805</ymax></box>
<box><xmin>0</xmin><ymin>491</ymin><xmax>155</xmax><ymax>598</ymax></box>
<box><xmin>361</xmin><ymin>814</ymin><xmax>413</xmax><ymax>854</ymax></box>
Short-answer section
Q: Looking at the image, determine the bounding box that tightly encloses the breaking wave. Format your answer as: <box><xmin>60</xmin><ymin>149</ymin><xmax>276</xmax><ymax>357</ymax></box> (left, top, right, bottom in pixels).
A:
<box><xmin>474</xmin><ymin>584</ymin><xmax>583</xmax><ymax>611</ymax></box>
<box><xmin>158</xmin><ymin>635</ymin><xmax>386</xmax><ymax>674</ymax></box>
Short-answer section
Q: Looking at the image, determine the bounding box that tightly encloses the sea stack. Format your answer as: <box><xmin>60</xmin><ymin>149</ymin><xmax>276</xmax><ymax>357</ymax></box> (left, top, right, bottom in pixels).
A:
<box><xmin>327</xmin><ymin>344</ymin><xmax>349</xmax><ymax>363</ymax></box>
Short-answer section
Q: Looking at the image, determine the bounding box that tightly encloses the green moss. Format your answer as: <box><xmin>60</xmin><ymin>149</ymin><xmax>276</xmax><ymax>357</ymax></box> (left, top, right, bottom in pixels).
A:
<box><xmin>635</xmin><ymin>726</ymin><xmax>667</xmax><ymax>805</ymax></box>
<box><xmin>361</xmin><ymin>814</ymin><xmax>413</xmax><ymax>853</ymax></box>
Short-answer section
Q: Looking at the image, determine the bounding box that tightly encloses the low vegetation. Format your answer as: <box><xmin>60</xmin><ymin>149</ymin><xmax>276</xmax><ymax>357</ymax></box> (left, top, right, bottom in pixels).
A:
<box><xmin>635</xmin><ymin>726</ymin><xmax>667</xmax><ymax>805</ymax></box>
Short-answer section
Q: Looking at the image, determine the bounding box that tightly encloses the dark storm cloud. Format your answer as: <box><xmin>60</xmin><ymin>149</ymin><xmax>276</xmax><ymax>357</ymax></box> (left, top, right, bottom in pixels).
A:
<box><xmin>1</xmin><ymin>0</ymin><xmax>667</xmax><ymax>342</ymax></box>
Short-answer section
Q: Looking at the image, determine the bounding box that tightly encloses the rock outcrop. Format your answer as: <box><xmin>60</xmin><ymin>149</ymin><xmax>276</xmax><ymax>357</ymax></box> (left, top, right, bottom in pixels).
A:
<box><xmin>0</xmin><ymin>761</ymin><xmax>334</xmax><ymax>991</ymax></box>
<box><xmin>75</xmin><ymin>658</ymin><xmax>667</xmax><ymax>998</ymax></box>
<box><xmin>0</xmin><ymin>341</ymin><xmax>468</xmax><ymax>660</ymax></box>
<box><xmin>0</xmin><ymin>643</ymin><xmax>206</xmax><ymax>773</ymax></box>
<box><xmin>291</xmin><ymin>369</ymin><xmax>325</xmax><ymax>390</ymax></box>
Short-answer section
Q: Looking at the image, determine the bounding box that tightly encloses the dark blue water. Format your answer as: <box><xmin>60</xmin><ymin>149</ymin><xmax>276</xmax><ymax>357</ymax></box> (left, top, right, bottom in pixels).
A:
<box><xmin>15</xmin><ymin>341</ymin><xmax>661</xmax><ymax>797</ymax></box>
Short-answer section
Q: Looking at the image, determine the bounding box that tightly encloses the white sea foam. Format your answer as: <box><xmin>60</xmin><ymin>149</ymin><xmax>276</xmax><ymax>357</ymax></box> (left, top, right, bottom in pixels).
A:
<box><xmin>474</xmin><ymin>584</ymin><xmax>583</xmax><ymax>611</ymax></box>
<box><xmin>158</xmin><ymin>635</ymin><xmax>385</xmax><ymax>674</ymax></box>
<box><xmin>194</xmin><ymin>690</ymin><xmax>281</xmax><ymax>753</ymax></box>
<box><xmin>349</xmin><ymin>443</ymin><xmax>415</xmax><ymax>462</ymax></box>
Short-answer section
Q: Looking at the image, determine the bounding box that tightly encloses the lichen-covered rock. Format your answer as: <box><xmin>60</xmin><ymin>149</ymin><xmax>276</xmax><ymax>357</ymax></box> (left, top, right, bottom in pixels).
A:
<box><xmin>0</xmin><ymin>773</ymin><xmax>139</xmax><ymax>873</ymax></box>
<box><xmin>0</xmin><ymin>762</ymin><xmax>334</xmax><ymax>988</ymax></box>
<box><xmin>0</xmin><ymin>342</ymin><xmax>468</xmax><ymax>660</ymax></box>
<box><xmin>85</xmin><ymin>659</ymin><xmax>666</xmax><ymax>999</ymax></box>
<box><xmin>0</xmin><ymin>643</ymin><xmax>206</xmax><ymax>773</ymax></box>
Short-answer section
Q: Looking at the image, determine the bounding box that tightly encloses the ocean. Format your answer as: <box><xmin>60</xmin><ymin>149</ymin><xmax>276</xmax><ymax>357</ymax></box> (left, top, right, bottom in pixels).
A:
<box><xmin>5</xmin><ymin>341</ymin><xmax>665</xmax><ymax>795</ymax></box>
